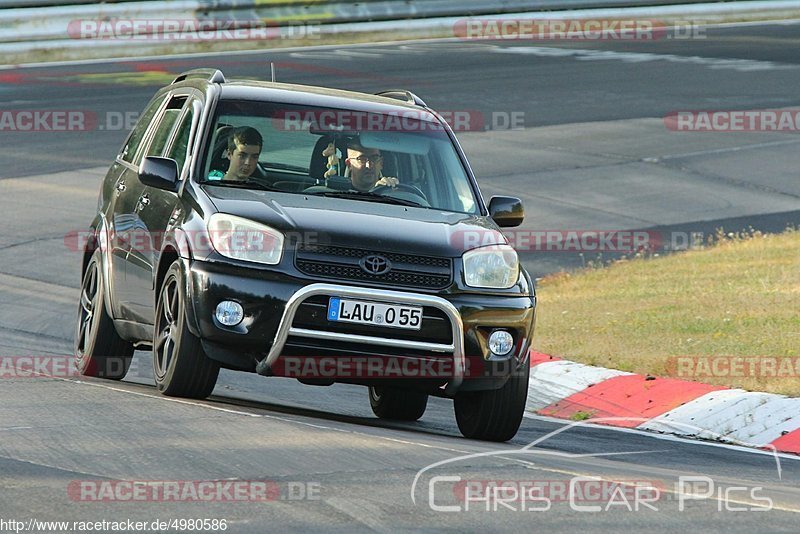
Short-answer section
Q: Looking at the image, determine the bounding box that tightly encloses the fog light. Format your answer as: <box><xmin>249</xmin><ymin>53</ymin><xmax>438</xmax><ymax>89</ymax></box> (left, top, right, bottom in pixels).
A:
<box><xmin>215</xmin><ymin>300</ymin><xmax>243</xmax><ymax>326</ymax></box>
<box><xmin>488</xmin><ymin>330</ymin><xmax>514</xmax><ymax>356</ymax></box>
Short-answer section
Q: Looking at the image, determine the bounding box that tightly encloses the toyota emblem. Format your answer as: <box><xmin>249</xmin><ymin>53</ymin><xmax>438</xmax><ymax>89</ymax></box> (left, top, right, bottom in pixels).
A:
<box><xmin>359</xmin><ymin>254</ymin><xmax>392</xmax><ymax>275</ymax></box>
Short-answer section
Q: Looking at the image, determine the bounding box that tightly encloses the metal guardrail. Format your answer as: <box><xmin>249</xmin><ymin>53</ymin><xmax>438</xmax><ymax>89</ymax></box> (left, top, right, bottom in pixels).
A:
<box><xmin>0</xmin><ymin>0</ymin><xmax>787</xmax><ymax>47</ymax></box>
<box><xmin>0</xmin><ymin>0</ymin><xmax>150</xmax><ymax>7</ymax></box>
<box><xmin>0</xmin><ymin>0</ymin><xmax>765</xmax><ymax>18</ymax></box>
<box><xmin>200</xmin><ymin>1</ymin><xmax>742</xmax><ymax>25</ymax></box>
<box><xmin>0</xmin><ymin>1</ymin><xmax>748</xmax><ymax>9</ymax></box>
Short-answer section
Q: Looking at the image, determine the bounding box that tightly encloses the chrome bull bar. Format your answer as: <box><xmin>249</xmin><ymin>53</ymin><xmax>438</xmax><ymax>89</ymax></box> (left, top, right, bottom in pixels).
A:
<box><xmin>255</xmin><ymin>283</ymin><xmax>465</xmax><ymax>395</ymax></box>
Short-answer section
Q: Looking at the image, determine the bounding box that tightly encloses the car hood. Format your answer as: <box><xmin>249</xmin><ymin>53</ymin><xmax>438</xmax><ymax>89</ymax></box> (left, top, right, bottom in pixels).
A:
<box><xmin>202</xmin><ymin>187</ymin><xmax>507</xmax><ymax>257</ymax></box>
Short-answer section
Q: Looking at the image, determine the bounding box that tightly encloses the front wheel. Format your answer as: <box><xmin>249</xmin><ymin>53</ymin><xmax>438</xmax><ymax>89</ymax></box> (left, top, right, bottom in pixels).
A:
<box><xmin>153</xmin><ymin>261</ymin><xmax>219</xmax><ymax>398</ymax></box>
<box><xmin>369</xmin><ymin>386</ymin><xmax>428</xmax><ymax>421</ymax></box>
<box><xmin>454</xmin><ymin>362</ymin><xmax>529</xmax><ymax>442</ymax></box>
<box><xmin>74</xmin><ymin>250</ymin><xmax>133</xmax><ymax>379</ymax></box>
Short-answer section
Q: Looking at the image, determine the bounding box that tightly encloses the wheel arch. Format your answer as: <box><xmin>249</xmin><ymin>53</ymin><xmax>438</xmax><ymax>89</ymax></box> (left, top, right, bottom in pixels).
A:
<box><xmin>155</xmin><ymin>246</ymin><xmax>180</xmax><ymax>303</ymax></box>
<box><xmin>155</xmin><ymin>240</ymin><xmax>201</xmax><ymax>337</ymax></box>
<box><xmin>81</xmin><ymin>217</ymin><xmax>117</xmax><ymax>321</ymax></box>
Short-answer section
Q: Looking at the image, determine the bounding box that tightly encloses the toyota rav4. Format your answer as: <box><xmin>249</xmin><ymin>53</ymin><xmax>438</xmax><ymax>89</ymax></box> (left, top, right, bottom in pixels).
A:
<box><xmin>75</xmin><ymin>69</ymin><xmax>536</xmax><ymax>441</ymax></box>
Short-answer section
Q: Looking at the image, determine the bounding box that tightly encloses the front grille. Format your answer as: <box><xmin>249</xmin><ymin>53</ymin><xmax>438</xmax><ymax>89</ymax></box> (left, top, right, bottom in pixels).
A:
<box><xmin>295</xmin><ymin>244</ymin><xmax>452</xmax><ymax>289</ymax></box>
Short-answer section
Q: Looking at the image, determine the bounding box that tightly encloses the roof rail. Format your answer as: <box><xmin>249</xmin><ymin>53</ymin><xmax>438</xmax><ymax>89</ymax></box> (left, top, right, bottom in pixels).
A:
<box><xmin>375</xmin><ymin>89</ymin><xmax>427</xmax><ymax>107</ymax></box>
<box><xmin>172</xmin><ymin>69</ymin><xmax>226</xmax><ymax>85</ymax></box>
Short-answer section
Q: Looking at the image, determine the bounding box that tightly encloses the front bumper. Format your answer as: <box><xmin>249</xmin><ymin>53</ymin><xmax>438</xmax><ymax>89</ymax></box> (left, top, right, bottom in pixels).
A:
<box><xmin>186</xmin><ymin>259</ymin><xmax>535</xmax><ymax>395</ymax></box>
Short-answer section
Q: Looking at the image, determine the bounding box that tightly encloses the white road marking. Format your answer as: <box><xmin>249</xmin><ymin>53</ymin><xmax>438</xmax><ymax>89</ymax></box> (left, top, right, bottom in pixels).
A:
<box><xmin>493</xmin><ymin>46</ymin><xmax>798</xmax><ymax>72</ymax></box>
<box><xmin>5</xmin><ymin>18</ymin><xmax>800</xmax><ymax>70</ymax></box>
<box><xmin>33</xmin><ymin>351</ymin><xmax>797</xmax><ymax>475</ymax></box>
<box><xmin>654</xmin><ymin>138</ymin><xmax>800</xmax><ymax>162</ymax></box>
<box><xmin>525</xmin><ymin>412</ymin><xmax>800</xmax><ymax>462</ymax></box>
<box><xmin>63</xmin><ymin>371</ymin><xmax>800</xmax><ymax>466</ymax></box>
<box><xmin>6</xmin><ymin>374</ymin><xmax>800</xmax><ymax>514</ymax></box>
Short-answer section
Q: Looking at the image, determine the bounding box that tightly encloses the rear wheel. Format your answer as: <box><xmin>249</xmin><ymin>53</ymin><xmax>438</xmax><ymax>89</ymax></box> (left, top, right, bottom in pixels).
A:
<box><xmin>454</xmin><ymin>362</ymin><xmax>529</xmax><ymax>442</ymax></box>
<box><xmin>368</xmin><ymin>386</ymin><xmax>428</xmax><ymax>421</ymax></box>
<box><xmin>74</xmin><ymin>250</ymin><xmax>133</xmax><ymax>379</ymax></box>
<box><xmin>153</xmin><ymin>261</ymin><xmax>219</xmax><ymax>398</ymax></box>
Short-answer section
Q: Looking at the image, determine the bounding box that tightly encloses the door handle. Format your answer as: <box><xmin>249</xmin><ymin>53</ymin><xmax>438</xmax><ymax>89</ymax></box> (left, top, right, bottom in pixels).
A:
<box><xmin>136</xmin><ymin>194</ymin><xmax>150</xmax><ymax>211</ymax></box>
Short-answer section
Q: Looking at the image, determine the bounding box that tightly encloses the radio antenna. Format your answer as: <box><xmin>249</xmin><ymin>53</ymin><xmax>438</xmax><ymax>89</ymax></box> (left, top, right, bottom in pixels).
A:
<box><xmin>270</xmin><ymin>62</ymin><xmax>276</xmax><ymax>83</ymax></box>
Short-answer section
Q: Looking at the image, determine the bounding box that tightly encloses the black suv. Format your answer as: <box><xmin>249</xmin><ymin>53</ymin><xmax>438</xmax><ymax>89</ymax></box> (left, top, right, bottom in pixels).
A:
<box><xmin>75</xmin><ymin>69</ymin><xmax>536</xmax><ymax>441</ymax></box>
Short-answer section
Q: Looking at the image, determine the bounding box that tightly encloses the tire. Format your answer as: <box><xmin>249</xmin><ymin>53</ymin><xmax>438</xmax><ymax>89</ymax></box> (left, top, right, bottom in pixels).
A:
<box><xmin>153</xmin><ymin>260</ymin><xmax>219</xmax><ymax>398</ymax></box>
<box><xmin>74</xmin><ymin>250</ymin><xmax>133</xmax><ymax>379</ymax></box>
<box><xmin>453</xmin><ymin>361</ymin><xmax>529</xmax><ymax>442</ymax></box>
<box><xmin>368</xmin><ymin>386</ymin><xmax>428</xmax><ymax>421</ymax></box>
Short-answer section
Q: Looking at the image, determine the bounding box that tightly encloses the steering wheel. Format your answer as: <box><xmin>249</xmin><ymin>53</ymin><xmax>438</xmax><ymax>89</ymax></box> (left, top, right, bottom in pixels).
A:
<box><xmin>371</xmin><ymin>183</ymin><xmax>428</xmax><ymax>202</ymax></box>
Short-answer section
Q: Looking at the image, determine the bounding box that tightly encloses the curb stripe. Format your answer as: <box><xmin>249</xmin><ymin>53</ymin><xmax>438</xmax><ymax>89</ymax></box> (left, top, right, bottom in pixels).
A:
<box><xmin>770</xmin><ymin>429</ymin><xmax>800</xmax><ymax>454</ymax></box>
<box><xmin>524</xmin><ymin>352</ymin><xmax>800</xmax><ymax>454</ymax></box>
<box><xmin>530</xmin><ymin>351</ymin><xmax>561</xmax><ymax>366</ymax></box>
<box><xmin>537</xmin><ymin>374</ymin><xmax>724</xmax><ymax>428</ymax></box>
<box><xmin>526</xmin><ymin>360</ymin><xmax>631</xmax><ymax>412</ymax></box>
<box><xmin>640</xmin><ymin>390</ymin><xmax>800</xmax><ymax>446</ymax></box>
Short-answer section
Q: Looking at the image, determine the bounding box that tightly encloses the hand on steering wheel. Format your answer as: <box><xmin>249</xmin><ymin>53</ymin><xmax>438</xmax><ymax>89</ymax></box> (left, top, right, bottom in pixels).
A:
<box><xmin>374</xmin><ymin>176</ymin><xmax>399</xmax><ymax>188</ymax></box>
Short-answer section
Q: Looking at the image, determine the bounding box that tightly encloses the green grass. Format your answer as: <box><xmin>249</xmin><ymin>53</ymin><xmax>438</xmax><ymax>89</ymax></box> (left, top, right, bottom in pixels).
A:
<box><xmin>534</xmin><ymin>230</ymin><xmax>800</xmax><ymax>396</ymax></box>
<box><xmin>570</xmin><ymin>411</ymin><xmax>594</xmax><ymax>421</ymax></box>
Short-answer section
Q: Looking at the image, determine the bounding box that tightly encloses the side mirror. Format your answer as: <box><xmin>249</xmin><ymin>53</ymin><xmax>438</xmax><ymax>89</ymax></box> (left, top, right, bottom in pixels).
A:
<box><xmin>488</xmin><ymin>196</ymin><xmax>524</xmax><ymax>227</ymax></box>
<box><xmin>139</xmin><ymin>156</ymin><xmax>179</xmax><ymax>192</ymax></box>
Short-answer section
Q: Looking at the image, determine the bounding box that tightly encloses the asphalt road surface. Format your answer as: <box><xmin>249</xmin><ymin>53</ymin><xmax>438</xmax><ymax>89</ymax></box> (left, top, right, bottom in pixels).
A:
<box><xmin>1</xmin><ymin>21</ymin><xmax>799</xmax><ymax>532</ymax></box>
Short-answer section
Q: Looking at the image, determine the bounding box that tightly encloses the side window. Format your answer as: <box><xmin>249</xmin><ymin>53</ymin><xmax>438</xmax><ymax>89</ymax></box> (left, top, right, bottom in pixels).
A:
<box><xmin>119</xmin><ymin>96</ymin><xmax>166</xmax><ymax>164</ymax></box>
<box><xmin>166</xmin><ymin>104</ymin><xmax>195</xmax><ymax>173</ymax></box>
<box><xmin>145</xmin><ymin>97</ymin><xmax>187</xmax><ymax>158</ymax></box>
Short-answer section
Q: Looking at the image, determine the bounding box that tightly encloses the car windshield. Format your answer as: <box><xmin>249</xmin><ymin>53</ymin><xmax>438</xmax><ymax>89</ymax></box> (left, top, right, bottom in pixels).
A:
<box><xmin>199</xmin><ymin>100</ymin><xmax>480</xmax><ymax>214</ymax></box>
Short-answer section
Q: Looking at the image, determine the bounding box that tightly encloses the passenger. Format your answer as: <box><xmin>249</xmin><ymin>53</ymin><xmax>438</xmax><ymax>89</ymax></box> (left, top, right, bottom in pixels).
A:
<box><xmin>208</xmin><ymin>126</ymin><xmax>263</xmax><ymax>182</ymax></box>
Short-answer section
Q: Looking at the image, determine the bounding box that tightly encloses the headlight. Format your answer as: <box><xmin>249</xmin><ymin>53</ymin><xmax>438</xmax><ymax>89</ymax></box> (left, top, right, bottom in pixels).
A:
<box><xmin>207</xmin><ymin>213</ymin><xmax>284</xmax><ymax>265</ymax></box>
<box><xmin>463</xmin><ymin>245</ymin><xmax>519</xmax><ymax>289</ymax></box>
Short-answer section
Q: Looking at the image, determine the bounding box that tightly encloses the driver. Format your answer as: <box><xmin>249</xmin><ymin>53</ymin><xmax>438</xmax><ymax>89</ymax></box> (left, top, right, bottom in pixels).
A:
<box><xmin>208</xmin><ymin>126</ymin><xmax>263</xmax><ymax>182</ymax></box>
<box><xmin>345</xmin><ymin>139</ymin><xmax>398</xmax><ymax>192</ymax></box>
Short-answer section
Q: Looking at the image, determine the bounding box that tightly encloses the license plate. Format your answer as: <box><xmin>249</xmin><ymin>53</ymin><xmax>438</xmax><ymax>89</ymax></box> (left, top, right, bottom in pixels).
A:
<box><xmin>327</xmin><ymin>297</ymin><xmax>422</xmax><ymax>330</ymax></box>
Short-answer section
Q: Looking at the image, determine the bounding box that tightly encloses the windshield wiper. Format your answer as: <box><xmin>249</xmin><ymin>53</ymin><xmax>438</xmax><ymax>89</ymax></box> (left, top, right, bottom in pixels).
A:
<box><xmin>203</xmin><ymin>179</ymin><xmax>277</xmax><ymax>192</ymax></box>
<box><xmin>309</xmin><ymin>190</ymin><xmax>423</xmax><ymax>207</ymax></box>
